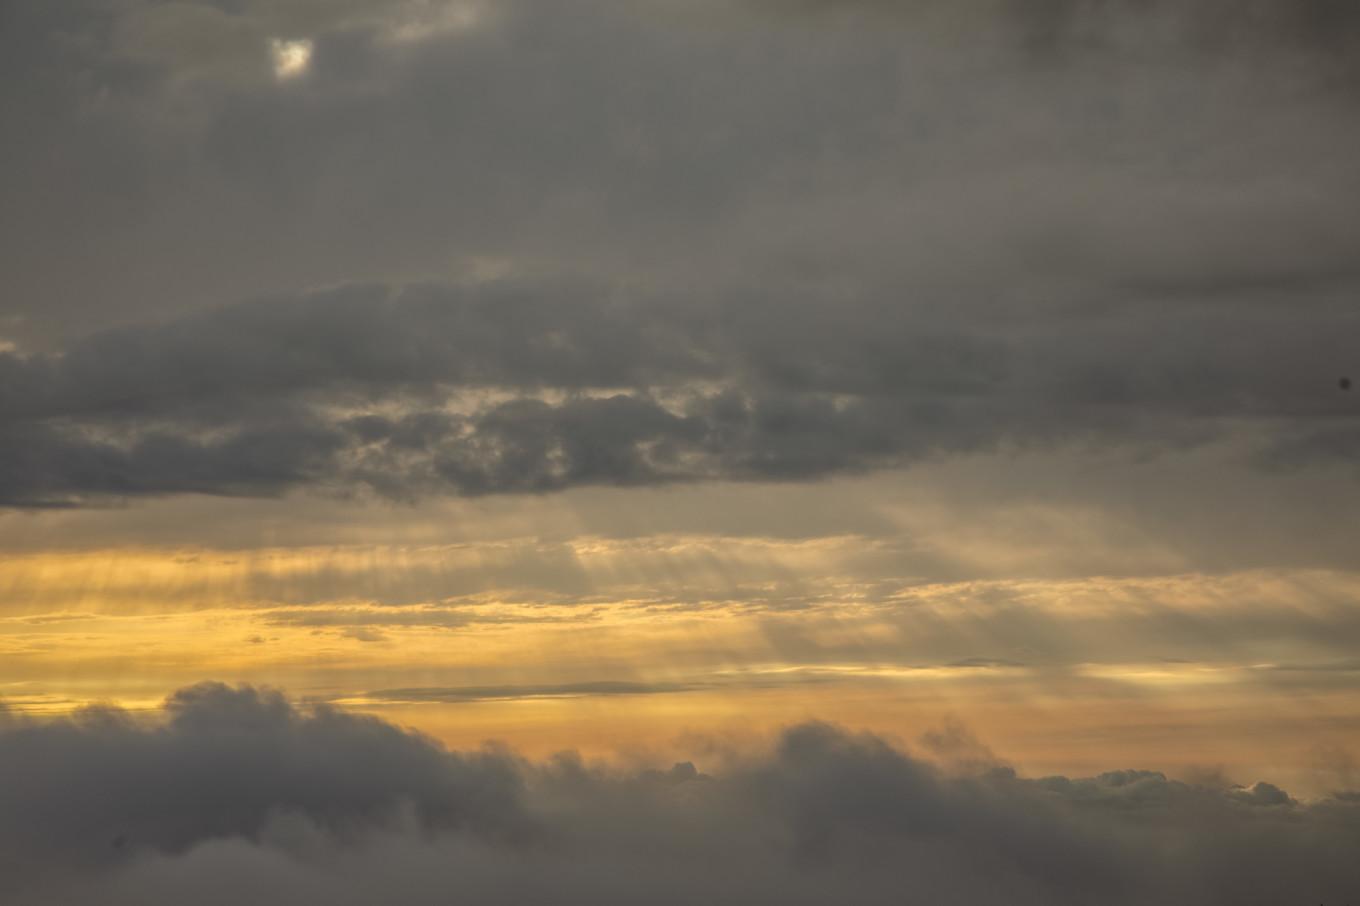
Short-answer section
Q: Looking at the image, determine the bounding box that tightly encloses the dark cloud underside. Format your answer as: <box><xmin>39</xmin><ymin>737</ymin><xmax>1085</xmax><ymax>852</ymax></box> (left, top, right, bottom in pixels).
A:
<box><xmin>0</xmin><ymin>276</ymin><xmax>1355</xmax><ymax>505</ymax></box>
<box><xmin>0</xmin><ymin>684</ymin><xmax>1356</xmax><ymax>905</ymax></box>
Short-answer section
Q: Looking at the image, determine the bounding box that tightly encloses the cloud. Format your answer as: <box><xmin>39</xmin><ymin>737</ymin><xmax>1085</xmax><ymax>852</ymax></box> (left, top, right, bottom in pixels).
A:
<box><xmin>0</xmin><ymin>683</ymin><xmax>1357</xmax><ymax>905</ymax></box>
<box><xmin>0</xmin><ymin>684</ymin><xmax>529</xmax><ymax>887</ymax></box>
<box><xmin>773</xmin><ymin>0</ymin><xmax>1360</xmax><ymax>65</ymax></box>
<box><xmin>0</xmin><ymin>270</ymin><xmax>1356</xmax><ymax>507</ymax></box>
<box><xmin>355</xmin><ymin>680</ymin><xmax>705</xmax><ymax>704</ymax></box>
<box><xmin>0</xmin><ymin>0</ymin><xmax>1357</xmax><ymax>509</ymax></box>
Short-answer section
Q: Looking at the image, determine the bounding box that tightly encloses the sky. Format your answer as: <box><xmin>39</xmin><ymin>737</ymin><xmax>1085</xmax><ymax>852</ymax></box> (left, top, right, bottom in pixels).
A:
<box><xmin>1</xmin><ymin>0</ymin><xmax>1359</xmax><ymax>902</ymax></box>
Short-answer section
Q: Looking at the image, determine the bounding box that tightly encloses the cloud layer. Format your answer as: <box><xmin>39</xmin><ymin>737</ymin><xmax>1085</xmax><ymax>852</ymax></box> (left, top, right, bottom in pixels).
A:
<box><xmin>2</xmin><ymin>0</ymin><xmax>1358</xmax><ymax>506</ymax></box>
<box><xmin>1</xmin><ymin>271</ymin><xmax>1356</xmax><ymax>505</ymax></box>
<box><xmin>1</xmin><ymin>683</ymin><xmax>1356</xmax><ymax>905</ymax></box>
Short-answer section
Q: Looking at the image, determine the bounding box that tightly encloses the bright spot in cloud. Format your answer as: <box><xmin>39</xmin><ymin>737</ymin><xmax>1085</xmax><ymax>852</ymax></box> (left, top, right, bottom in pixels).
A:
<box><xmin>270</xmin><ymin>38</ymin><xmax>313</xmax><ymax>80</ymax></box>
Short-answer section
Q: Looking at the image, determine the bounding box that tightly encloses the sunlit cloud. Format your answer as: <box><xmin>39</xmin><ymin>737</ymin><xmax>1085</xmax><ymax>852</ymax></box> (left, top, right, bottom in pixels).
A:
<box><xmin>0</xmin><ymin>536</ymin><xmax>1356</xmax><ymax>794</ymax></box>
<box><xmin>384</xmin><ymin>1</ymin><xmax>485</xmax><ymax>44</ymax></box>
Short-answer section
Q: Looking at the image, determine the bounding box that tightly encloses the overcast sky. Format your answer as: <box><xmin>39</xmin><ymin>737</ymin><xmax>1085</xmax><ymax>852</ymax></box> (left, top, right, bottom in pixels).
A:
<box><xmin>1</xmin><ymin>0</ymin><xmax>1358</xmax><ymax>902</ymax></box>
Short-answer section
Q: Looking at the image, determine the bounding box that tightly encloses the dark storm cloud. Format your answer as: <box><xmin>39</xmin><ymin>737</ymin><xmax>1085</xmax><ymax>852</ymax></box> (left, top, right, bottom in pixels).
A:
<box><xmin>20</xmin><ymin>282</ymin><xmax>709</xmax><ymax>417</ymax></box>
<box><xmin>0</xmin><ymin>274</ymin><xmax>1355</xmax><ymax>506</ymax></box>
<box><xmin>1</xmin><ymin>0</ymin><xmax>1359</xmax><ymax>506</ymax></box>
<box><xmin>1</xmin><ymin>684</ymin><xmax>1357</xmax><ymax>905</ymax></box>
<box><xmin>5</xmin><ymin>0</ymin><xmax>1360</xmax><ymax>343</ymax></box>
<box><xmin>0</xmin><ymin>419</ymin><xmax>348</xmax><ymax>505</ymax></box>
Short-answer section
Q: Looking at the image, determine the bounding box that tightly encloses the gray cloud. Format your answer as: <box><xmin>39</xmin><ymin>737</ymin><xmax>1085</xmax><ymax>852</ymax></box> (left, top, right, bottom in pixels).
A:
<box><xmin>1</xmin><ymin>0</ymin><xmax>1358</xmax><ymax>507</ymax></box>
<box><xmin>0</xmin><ymin>683</ymin><xmax>1357</xmax><ymax>905</ymax></box>
<box><xmin>776</xmin><ymin>0</ymin><xmax>1360</xmax><ymax>63</ymax></box>
<box><xmin>0</xmin><ymin>684</ymin><xmax>529</xmax><ymax>889</ymax></box>
<box><xmin>6</xmin><ymin>0</ymin><xmax>1360</xmax><ymax>327</ymax></box>
<box><xmin>0</xmin><ymin>273</ymin><xmax>1356</xmax><ymax>506</ymax></box>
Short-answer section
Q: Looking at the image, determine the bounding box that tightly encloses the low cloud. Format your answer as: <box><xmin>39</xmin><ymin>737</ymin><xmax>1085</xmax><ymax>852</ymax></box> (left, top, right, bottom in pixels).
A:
<box><xmin>0</xmin><ymin>683</ymin><xmax>1356</xmax><ymax>905</ymax></box>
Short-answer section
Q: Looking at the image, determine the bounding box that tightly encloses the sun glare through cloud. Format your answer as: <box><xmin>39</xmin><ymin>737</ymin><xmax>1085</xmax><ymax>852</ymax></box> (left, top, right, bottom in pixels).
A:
<box><xmin>270</xmin><ymin>37</ymin><xmax>313</xmax><ymax>79</ymax></box>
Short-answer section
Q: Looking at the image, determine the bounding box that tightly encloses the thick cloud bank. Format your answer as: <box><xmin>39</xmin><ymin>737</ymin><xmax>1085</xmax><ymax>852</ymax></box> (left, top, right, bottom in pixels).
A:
<box><xmin>2</xmin><ymin>0</ymin><xmax>1359</xmax><ymax>506</ymax></box>
<box><xmin>1</xmin><ymin>683</ymin><xmax>1356</xmax><ymax>904</ymax></box>
<box><xmin>1</xmin><ymin>274</ymin><xmax>1356</xmax><ymax>506</ymax></box>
